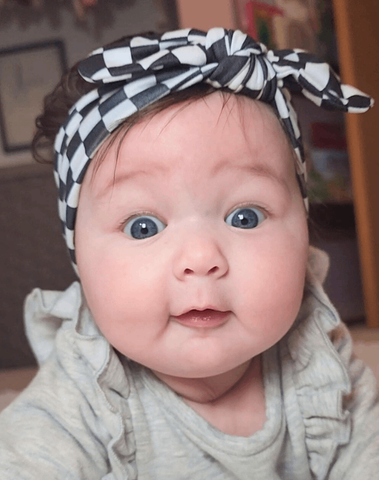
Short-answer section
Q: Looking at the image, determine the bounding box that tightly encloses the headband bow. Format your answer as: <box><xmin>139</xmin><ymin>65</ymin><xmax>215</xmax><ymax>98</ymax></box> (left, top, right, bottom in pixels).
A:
<box><xmin>54</xmin><ymin>27</ymin><xmax>373</xmax><ymax>269</ymax></box>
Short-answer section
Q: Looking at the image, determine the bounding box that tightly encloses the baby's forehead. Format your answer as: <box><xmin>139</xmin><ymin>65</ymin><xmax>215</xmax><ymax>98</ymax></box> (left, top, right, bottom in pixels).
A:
<box><xmin>87</xmin><ymin>92</ymin><xmax>296</xmax><ymax>193</ymax></box>
<box><xmin>140</xmin><ymin>92</ymin><xmax>282</xmax><ymax>136</ymax></box>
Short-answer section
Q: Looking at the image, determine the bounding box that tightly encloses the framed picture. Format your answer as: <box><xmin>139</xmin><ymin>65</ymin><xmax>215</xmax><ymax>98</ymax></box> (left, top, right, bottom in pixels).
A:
<box><xmin>0</xmin><ymin>40</ymin><xmax>67</xmax><ymax>153</ymax></box>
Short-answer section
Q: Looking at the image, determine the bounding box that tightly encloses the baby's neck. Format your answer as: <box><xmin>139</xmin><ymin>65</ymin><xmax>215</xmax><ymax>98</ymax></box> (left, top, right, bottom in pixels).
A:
<box><xmin>152</xmin><ymin>356</ymin><xmax>266</xmax><ymax>437</ymax></box>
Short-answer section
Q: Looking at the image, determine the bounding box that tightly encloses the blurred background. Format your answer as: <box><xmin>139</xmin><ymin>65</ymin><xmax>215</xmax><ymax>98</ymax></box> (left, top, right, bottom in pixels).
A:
<box><xmin>0</xmin><ymin>0</ymin><xmax>378</xmax><ymax>383</ymax></box>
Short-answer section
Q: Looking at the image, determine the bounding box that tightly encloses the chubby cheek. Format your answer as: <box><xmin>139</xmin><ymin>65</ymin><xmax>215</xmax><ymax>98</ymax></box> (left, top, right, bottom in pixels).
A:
<box><xmin>78</xmin><ymin>240</ymin><xmax>169</xmax><ymax>345</ymax></box>
<box><xmin>235</xmin><ymin>223</ymin><xmax>308</xmax><ymax>344</ymax></box>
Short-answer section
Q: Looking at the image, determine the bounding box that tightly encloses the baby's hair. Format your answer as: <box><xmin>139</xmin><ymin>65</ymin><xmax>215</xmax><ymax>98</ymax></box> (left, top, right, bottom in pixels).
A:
<box><xmin>32</xmin><ymin>60</ymin><xmax>92</xmax><ymax>164</ymax></box>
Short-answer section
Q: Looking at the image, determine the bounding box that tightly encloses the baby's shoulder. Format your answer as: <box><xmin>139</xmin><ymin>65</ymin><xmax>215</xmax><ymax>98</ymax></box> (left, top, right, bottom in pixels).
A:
<box><xmin>0</xmin><ymin>341</ymin><xmax>135</xmax><ymax>479</ymax></box>
<box><xmin>0</xmin><ymin>283</ymin><xmax>136</xmax><ymax>479</ymax></box>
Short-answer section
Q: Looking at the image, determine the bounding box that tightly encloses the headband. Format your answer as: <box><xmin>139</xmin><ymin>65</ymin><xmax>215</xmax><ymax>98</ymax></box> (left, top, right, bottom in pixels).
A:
<box><xmin>54</xmin><ymin>27</ymin><xmax>373</xmax><ymax>268</ymax></box>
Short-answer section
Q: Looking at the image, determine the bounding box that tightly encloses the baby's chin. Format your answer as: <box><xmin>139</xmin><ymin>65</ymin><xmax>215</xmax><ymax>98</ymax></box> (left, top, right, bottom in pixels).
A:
<box><xmin>151</xmin><ymin>357</ymin><xmax>259</xmax><ymax>404</ymax></box>
<box><xmin>150</xmin><ymin>355</ymin><xmax>254</xmax><ymax>381</ymax></box>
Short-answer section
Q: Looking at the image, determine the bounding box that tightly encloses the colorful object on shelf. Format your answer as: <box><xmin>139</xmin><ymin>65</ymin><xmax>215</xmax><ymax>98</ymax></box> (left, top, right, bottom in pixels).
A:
<box><xmin>308</xmin><ymin>122</ymin><xmax>352</xmax><ymax>203</ymax></box>
<box><xmin>72</xmin><ymin>0</ymin><xmax>98</xmax><ymax>20</ymax></box>
<box><xmin>245</xmin><ymin>1</ymin><xmax>283</xmax><ymax>49</ymax></box>
<box><xmin>72</xmin><ymin>0</ymin><xmax>85</xmax><ymax>20</ymax></box>
<box><xmin>235</xmin><ymin>0</ymin><xmax>321</xmax><ymax>52</ymax></box>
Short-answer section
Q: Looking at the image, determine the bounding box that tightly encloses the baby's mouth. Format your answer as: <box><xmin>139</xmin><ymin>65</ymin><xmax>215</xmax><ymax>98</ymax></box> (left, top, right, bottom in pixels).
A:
<box><xmin>173</xmin><ymin>309</ymin><xmax>230</xmax><ymax>328</ymax></box>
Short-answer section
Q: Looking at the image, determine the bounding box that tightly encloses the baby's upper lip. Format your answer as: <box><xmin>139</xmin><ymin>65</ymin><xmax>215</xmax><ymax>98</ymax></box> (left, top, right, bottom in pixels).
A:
<box><xmin>173</xmin><ymin>306</ymin><xmax>228</xmax><ymax>317</ymax></box>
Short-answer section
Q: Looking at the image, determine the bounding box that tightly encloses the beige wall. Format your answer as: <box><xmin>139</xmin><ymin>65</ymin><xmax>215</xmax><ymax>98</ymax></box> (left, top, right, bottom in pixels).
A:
<box><xmin>176</xmin><ymin>0</ymin><xmax>236</xmax><ymax>30</ymax></box>
<box><xmin>0</xmin><ymin>1</ymin><xmax>162</xmax><ymax>169</ymax></box>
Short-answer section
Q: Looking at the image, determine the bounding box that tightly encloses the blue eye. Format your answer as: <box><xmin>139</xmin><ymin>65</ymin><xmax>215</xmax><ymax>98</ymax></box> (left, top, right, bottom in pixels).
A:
<box><xmin>225</xmin><ymin>207</ymin><xmax>265</xmax><ymax>229</ymax></box>
<box><xmin>123</xmin><ymin>215</ymin><xmax>166</xmax><ymax>239</ymax></box>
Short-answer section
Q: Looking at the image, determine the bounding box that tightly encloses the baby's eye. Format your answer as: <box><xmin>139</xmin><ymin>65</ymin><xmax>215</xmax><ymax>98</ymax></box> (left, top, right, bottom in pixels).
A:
<box><xmin>123</xmin><ymin>215</ymin><xmax>166</xmax><ymax>239</ymax></box>
<box><xmin>225</xmin><ymin>207</ymin><xmax>265</xmax><ymax>229</ymax></box>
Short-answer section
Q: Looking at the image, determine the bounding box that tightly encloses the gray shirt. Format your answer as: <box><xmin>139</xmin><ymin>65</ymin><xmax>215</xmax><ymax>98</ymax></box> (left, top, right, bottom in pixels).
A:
<box><xmin>0</xmin><ymin>247</ymin><xmax>379</xmax><ymax>479</ymax></box>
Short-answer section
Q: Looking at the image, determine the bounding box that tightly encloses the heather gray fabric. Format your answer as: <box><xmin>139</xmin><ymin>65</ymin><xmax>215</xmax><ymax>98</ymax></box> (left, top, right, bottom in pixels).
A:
<box><xmin>0</xmin><ymin>247</ymin><xmax>379</xmax><ymax>479</ymax></box>
<box><xmin>120</xmin><ymin>349</ymin><xmax>288</xmax><ymax>480</ymax></box>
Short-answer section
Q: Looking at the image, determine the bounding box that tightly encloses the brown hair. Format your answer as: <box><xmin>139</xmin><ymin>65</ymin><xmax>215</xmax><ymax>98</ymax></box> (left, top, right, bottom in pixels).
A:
<box><xmin>32</xmin><ymin>59</ymin><xmax>92</xmax><ymax>164</ymax></box>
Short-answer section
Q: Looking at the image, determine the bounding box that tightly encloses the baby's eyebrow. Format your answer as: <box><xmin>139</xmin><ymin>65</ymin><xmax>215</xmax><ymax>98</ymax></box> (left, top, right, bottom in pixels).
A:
<box><xmin>95</xmin><ymin>163</ymin><xmax>169</xmax><ymax>198</ymax></box>
<box><xmin>212</xmin><ymin>159</ymin><xmax>288</xmax><ymax>189</ymax></box>
<box><xmin>95</xmin><ymin>157</ymin><xmax>288</xmax><ymax>199</ymax></box>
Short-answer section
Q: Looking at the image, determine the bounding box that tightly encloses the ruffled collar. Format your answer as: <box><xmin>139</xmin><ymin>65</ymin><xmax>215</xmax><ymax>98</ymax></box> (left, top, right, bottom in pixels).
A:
<box><xmin>280</xmin><ymin>246</ymin><xmax>352</xmax><ymax>480</ymax></box>
<box><xmin>24</xmin><ymin>246</ymin><xmax>352</xmax><ymax>480</ymax></box>
<box><xmin>24</xmin><ymin>283</ymin><xmax>138</xmax><ymax>480</ymax></box>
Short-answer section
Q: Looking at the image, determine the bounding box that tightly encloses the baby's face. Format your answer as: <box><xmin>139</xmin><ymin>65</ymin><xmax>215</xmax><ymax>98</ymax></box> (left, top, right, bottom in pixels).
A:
<box><xmin>75</xmin><ymin>92</ymin><xmax>308</xmax><ymax>379</ymax></box>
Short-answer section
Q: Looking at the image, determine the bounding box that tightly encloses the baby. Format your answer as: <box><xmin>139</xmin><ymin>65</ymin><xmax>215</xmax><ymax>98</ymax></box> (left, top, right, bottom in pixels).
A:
<box><xmin>0</xmin><ymin>28</ymin><xmax>378</xmax><ymax>479</ymax></box>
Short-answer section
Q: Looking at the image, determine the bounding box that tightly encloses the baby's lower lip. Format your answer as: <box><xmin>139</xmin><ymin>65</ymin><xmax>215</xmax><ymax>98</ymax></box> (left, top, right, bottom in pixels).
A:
<box><xmin>173</xmin><ymin>309</ymin><xmax>230</xmax><ymax>328</ymax></box>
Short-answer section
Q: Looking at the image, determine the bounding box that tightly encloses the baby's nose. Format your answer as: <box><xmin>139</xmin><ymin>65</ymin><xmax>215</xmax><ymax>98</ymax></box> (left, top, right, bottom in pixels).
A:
<box><xmin>173</xmin><ymin>234</ymin><xmax>229</xmax><ymax>281</ymax></box>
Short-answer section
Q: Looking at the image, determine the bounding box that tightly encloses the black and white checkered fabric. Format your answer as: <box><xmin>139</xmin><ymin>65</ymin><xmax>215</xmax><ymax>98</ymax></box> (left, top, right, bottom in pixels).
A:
<box><xmin>54</xmin><ymin>27</ymin><xmax>373</xmax><ymax>268</ymax></box>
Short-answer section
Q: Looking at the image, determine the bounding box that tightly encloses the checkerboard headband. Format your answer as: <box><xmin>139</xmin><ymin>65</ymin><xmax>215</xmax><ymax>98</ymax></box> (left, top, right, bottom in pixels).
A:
<box><xmin>54</xmin><ymin>27</ymin><xmax>373</xmax><ymax>268</ymax></box>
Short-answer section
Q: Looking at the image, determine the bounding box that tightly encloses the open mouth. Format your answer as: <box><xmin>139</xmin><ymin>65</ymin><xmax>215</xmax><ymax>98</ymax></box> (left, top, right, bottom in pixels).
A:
<box><xmin>173</xmin><ymin>309</ymin><xmax>230</xmax><ymax>328</ymax></box>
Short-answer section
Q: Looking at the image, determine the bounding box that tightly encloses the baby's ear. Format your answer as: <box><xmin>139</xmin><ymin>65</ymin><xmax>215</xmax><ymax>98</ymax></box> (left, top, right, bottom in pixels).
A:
<box><xmin>307</xmin><ymin>246</ymin><xmax>330</xmax><ymax>285</ymax></box>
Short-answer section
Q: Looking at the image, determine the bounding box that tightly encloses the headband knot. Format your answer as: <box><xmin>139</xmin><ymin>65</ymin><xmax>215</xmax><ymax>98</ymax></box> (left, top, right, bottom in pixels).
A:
<box><xmin>55</xmin><ymin>27</ymin><xmax>373</xmax><ymax>271</ymax></box>
<box><xmin>202</xmin><ymin>29</ymin><xmax>277</xmax><ymax>101</ymax></box>
<box><xmin>79</xmin><ymin>28</ymin><xmax>279</xmax><ymax>103</ymax></box>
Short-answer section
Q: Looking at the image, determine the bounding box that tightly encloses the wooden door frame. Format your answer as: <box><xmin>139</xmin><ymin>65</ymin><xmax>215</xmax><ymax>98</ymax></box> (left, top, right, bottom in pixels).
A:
<box><xmin>333</xmin><ymin>0</ymin><xmax>379</xmax><ymax>327</ymax></box>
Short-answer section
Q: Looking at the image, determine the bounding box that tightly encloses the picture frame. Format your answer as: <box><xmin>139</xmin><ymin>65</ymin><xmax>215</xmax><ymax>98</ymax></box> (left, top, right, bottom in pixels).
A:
<box><xmin>0</xmin><ymin>40</ymin><xmax>67</xmax><ymax>153</ymax></box>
